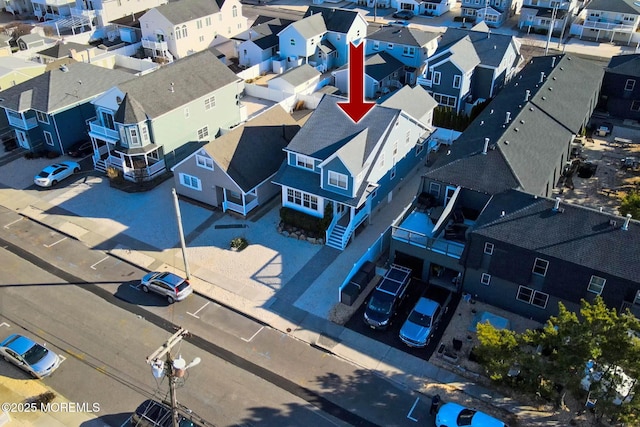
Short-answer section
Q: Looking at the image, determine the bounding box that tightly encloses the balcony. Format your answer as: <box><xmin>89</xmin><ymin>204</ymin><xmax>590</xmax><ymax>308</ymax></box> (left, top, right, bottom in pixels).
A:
<box><xmin>70</xmin><ymin>7</ymin><xmax>97</xmax><ymax>19</ymax></box>
<box><xmin>31</xmin><ymin>0</ymin><xmax>75</xmax><ymax>6</ymax></box>
<box><xmin>582</xmin><ymin>19</ymin><xmax>635</xmax><ymax>32</ymax></box>
<box><xmin>7</xmin><ymin>113</ymin><xmax>37</xmax><ymax>130</ymax></box>
<box><xmin>142</xmin><ymin>39</ymin><xmax>168</xmax><ymax>52</ymax></box>
<box><xmin>416</xmin><ymin>76</ymin><xmax>432</xmax><ymax>87</ymax></box>
<box><xmin>89</xmin><ymin>121</ymin><xmax>119</xmax><ymax>142</ymax></box>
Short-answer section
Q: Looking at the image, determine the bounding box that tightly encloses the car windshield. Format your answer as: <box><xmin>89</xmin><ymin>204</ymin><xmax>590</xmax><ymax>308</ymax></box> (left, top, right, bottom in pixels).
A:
<box><xmin>21</xmin><ymin>343</ymin><xmax>48</xmax><ymax>365</ymax></box>
<box><xmin>457</xmin><ymin>408</ymin><xmax>477</xmax><ymax>426</ymax></box>
<box><xmin>176</xmin><ymin>281</ymin><xmax>189</xmax><ymax>292</ymax></box>
<box><xmin>368</xmin><ymin>294</ymin><xmax>393</xmax><ymax>314</ymax></box>
<box><xmin>407</xmin><ymin>310</ymin><xmax>432</xmax><ymax>327</ymax></box>
<box><xmin>37</xmin><ymin>171</ymin><xmax>50</xmax><ymax>178</ymax></box>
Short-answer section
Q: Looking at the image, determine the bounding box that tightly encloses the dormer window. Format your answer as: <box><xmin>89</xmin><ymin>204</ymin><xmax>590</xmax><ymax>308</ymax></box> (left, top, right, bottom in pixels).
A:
<box><xmin>328</xmin><ymin>171</ymin><xmax>348</xmax><ymax>190</ymax></box>
<box><xmin>296</xmin><ymin>154</ymin><xmax>314</xmax><ymax>170</ymax></box>
<box><xmin>290</xmin><ymin>38</ymin><xmax>296</xmax><ymax>46</ymax></box>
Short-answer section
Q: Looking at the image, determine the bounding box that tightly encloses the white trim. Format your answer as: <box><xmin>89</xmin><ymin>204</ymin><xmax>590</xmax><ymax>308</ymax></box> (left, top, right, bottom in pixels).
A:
<box><xmin>179</xmin><ymin>173</ymin><xmax>201</xmax><ymax>191</ymax></box>
<box><xmin>328</xmin><ymin>170</ymin><xmax>348</xmax><ymax>189</ymax></box>
<box><xmin>43</xmin><ymin>130</ymin><xmax>54</xmax><ymax>146</ymax></box>
<box><xmin>532</xmin><ymin>257</ymin><xmax>549</xmax><ymax>277</ymax></box>
<box><xmin>296</xmin><ymin>154</ymin><xmax>315</xmax><ymax>170</ymax></box>
<box><xmin>196</xmin><ymin>154</ymin><xmax>214</xmax><ymax>170</ymax></box>
<box><xmin>480</xmin><ymin>273</ymin><xmax>491</xmax><ymax>286</ymax></box>
<box><xmin>484</xmin><ymin>242</ymin><xmax>494</xmax><ymax>255</ymax></box>
<box><xmin>36</xmin><ymin>110</ymin><xmax>49</xmax><ymax>124</ymax></box>
<box><xmin>587</xmin><ymin>275</ymin><xmax>606</xmax><ymax>295</ymax></box>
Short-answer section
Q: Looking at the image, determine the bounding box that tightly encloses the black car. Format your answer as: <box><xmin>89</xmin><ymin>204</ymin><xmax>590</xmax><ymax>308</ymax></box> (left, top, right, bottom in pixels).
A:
<box><xmin>131</xmin><ymin>400</ymin><xmax>195</xmax><ymax>427</ymax></box>
<box><xmin>67</xmin><ymin>140</ymin><xmax>93</xmax><ymax>158</ymax></box>
<box><xmin>393</xmin><ymin>10</ymin><xmax>414</xmax><ymax>20</ymax></box>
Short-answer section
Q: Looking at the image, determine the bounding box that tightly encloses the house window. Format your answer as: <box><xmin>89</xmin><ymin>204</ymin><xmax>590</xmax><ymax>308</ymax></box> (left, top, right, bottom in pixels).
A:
<box><xmin>433</xmin><ymin>71</ymin><xmax>441</xmax><ymax>85</ymax></box>
<box><xmin>387</xmin><ymin>43</ymin><xmax>394</xmax><ymax>49</ymax></box>
<box><xmin>197</xmin><ymin>126</ymin><xmax>209</xmax><ymax>140</ymax></box>
<box><xmin>127</xmin><ymin>128</ymin><xmax>140</xmax><ymax>146</ymax></box>
<box><xmin>405</xmin><ymin>130</ymin><xmax>411</xmax><ymax>145</ymax></box>
<box><xmin>141</xmin><ymin>125</ymin><xmax>149</xmax><ymax>142</ymax></box>
<box><xmin>532</xmin><ymin>258</ymin><xmax>549</xmax><ymax>276</ymax></box>
<box><xmin>481</xmin><ymin>273</ymin><xmax>491</xmax><ymax>286</ymax></box>
<box><xmin>204</xmin><ymin>96</ymin><xmax>216</xmax><ymax>110</ymax></box>
<box><xmin>416</xmin><ymin>144</ymin><xmax>424</xmax><ymax>156</ymax></box>
<box><xmin>296</xmin><ymin>154</ymin><xmax>314</xmax><ymax>170</ymax></box>
<box><xmin>206</xmin><ymin>17</ymin><xmax>211</xmax><ymax>26</ymax></box>
<box><xmin>181</xmin><ymin>25</ymin><xmax>187</xmax><ymax>38</ymax></box>
<box><xmin>196</xmin><ymin>20</ymin><xmax>202</xmax><ymax>29</ymax></box>
<box><xmin>626</xmin><ymin>79</ymin><xmax>636</xmax><ymax>91</ymax></box>
<box><xmin>428</xmin><ymin>182</ymin><xmax>440</xmax><ymax>197</ymax></box>
<box><xmin>453</xmin><ymin>75</ymin><xmax>461</xmax><ymax>89</ymax></box>
<box><xmin>175</xmin><ymin>27</ymin><xmax>181</xmax><ymax>40</ymax></box>
<box><xmin>632</xmin><ymin>101</ymin><xmax>640</xmax><ymax>112</ymax></box>
<box><xmin>634</xmin><ymin>290</ymin><xmax>640</xmax><ymax>306</ymax></box>
<box><xmin>199</xmin><ymin>36</ymin><xmax>205</xmax><ymax>42</ymax></box>
<box><xmin>517</xmin><ymin>285</ymin><xmax>549</xmax><ymax>309</ymax></box>
<box><xmin>392</xmin><ymin>141</ymin><xmax>398</xmax><ymax>156</ymax></box>
<box><xmin>287</xmin><ymin>189</ymin><xmax>318</xmax><ymax>210</ymax></box>
<box><xmin>184</xmin><ymin>107</ymin><xmax>190</xmax><ymax>118</ymax></box>
<box><xmin>180</xmin><ymin>173</ymin><xmax>201</xmax><ymax>191</ymax></box>
<box><xmin>290</xmin><ymin>38</ymin><xmax>295</xmax><ymax>46</ymax></box>
<box><xmin>433</xmin><ymin>93</ymin><xmax>457</xmax><ymax>108</ymax></box>
<box><xmin>390</xmin><ymin>165</ymin><xmax>396</xmax><ymax>180</ymax></box>
<box><xmin>587</xmin><ymin>276</ymin><xmax>606</xmax><ymax>295</ymax></box>
<box><xmin>402</xmin><ymin>46</ymin><xmax>415</xmax><ymax>57</ymax></box>
<box><xmin>232</xmin><ymin>5</ymin><xmax>237</xmax><ymax>17</ymax></box>
<box><xmin>196</xmin><ymin>154</ymin><xmax>213</xmax><ymax>170</ymax></box>
<box><xmin>484</xmin><ymin>242</ymin><xmax>494</xmax><ymax>255</ymax></box>
<box><xmin>328</xmin><ymin>171</ymin><xmax>348</xmax><ymax>189</ymax></box>
<box><xmin>43</xmin><ymin>131</ymin><xmax>53</xmax><ymax>146</ymax></box>
<box><xmin>36</xmin><ymin>111</ymin><xmax>49</xmax><ymax>124</ymax></box>
<box><xmin>373</xmin><ymin>41</ymin><xmax>379</xmax><ymax>50</ymax></box>
<box><xmin>379</xmin><ymin>153</ymin><xmax>385</xmax><ymax>168</ymax></box>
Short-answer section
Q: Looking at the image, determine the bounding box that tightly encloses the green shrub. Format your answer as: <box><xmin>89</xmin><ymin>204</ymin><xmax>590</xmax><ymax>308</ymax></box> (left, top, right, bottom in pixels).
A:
<box><xmin>280</xmin><ymin>203</ymin><xmax>333</xmax><ymax>234</ymax></box>
<box><xmin>230</xmin><ymin>237</ymin><xmax>248</xmax><ymax>251</ymax></box>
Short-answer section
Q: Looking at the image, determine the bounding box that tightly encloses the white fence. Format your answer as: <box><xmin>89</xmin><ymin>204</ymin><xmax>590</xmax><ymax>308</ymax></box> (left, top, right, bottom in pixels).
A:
<box><xmin>237</xmin><ymin>58</ymin><xmax>273</xmax><ymax>80</ymax></box>
<box><xmin>338</xmin><ymin>228</ymin><xmax>391</xmax><ymax>297</ymax></box>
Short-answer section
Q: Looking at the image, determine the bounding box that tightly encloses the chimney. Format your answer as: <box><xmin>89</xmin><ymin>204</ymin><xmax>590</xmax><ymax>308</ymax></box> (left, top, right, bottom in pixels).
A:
<box><xmin>524</xmin><ymin>90</ymin><xmax>530</xmax><ymax>102</ymax></box>
<box><xmin>553</xmin><ymin>197</ymin><xmax>561</xmax><ymax>211</ymax></box>
<box><xmin>551</xmin><ymin>56</ymin><xmax>556</xmax><ymax>67</ymax></box>
<box><xmin>505</xmin><ymin>111</ymin><xmax>511</xmax><ymax>124</ymax></box>
<box><xmin>539</xmin><ymin>72</ymin><xmax>545</xmax><ymax>84</ymax></box>
<box><xmin>622</xmin><ymin>214</ymin><xmax>632</xmax><ymax>231</ymax></box>
<box><xmin>482</xmin><ymin>138</ymin><xmax>489</xmax><ymax>155</ymax></box>
<box><xmin>500</xmin><ymin>211</ymin><xmax>505</xmax><ymax>217</ymax></box>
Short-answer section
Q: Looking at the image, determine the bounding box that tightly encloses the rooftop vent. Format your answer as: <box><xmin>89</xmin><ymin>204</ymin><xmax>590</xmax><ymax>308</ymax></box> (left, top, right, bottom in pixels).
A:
<box><xmin>553</xmin><ymin>197</ymin><xmax>561</xmax><ymax>211</ymax></box>
<box><xmin>609</xmin><ymin>219</ymin><xmax>617</xmax><ymax>227</ymax></box>
<box><xmin>482</xmin><ymin>137</ymin><xmax>489</xmax><ymax>155</ymax></box>
<box><xmin>622</xmin><ymin>214</ymin><xmax>632</xmax><ymax>231</ymax></box>
<box><xmin>505</xmin><ymin>111</ymin><xmax>511</xmax><ymax>124</ymax></box>
<box><xmin>500</xmin><ymin>211</ymin><xmax>505</xmax><ymax>217</ymax></box>
<box><xmin>170</xmin><ymin>82</ymin><xmax>175</xmax><ymax>93</ymax></box>
<box><xmin>524</xmin><ymin>89</ymin><xmax>531</xmax><ymax>102</ymax></box>
<box><xmin>542</xmin><ymin>96</ymin><xmax>547</xmax><ymax>100</ymax></box>
<box><xmin>529</xmin><ymin>107</ymin><xmax>534</xmax><ymax>111</ymax></box>
<box><xmin>60</xmin><ymin>64</ymin><xmax>69</xmax><ymax>72</ymax></box>
<box><xmin>539</xmin><ymin>72</ymin><xmax>545</xmax><ymax>83</ymax></box>
<box><xmin>551</xmin><ymin>56</ymin><xmax>556</xmax><ymax>67</ymax></box>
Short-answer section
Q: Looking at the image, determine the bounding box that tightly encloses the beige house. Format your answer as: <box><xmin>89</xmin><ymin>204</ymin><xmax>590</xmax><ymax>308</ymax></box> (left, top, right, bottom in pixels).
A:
<box><xmin>0</xmin><ymin>57</ymin><xmax>46</xmax><ymax>91</ymax></box>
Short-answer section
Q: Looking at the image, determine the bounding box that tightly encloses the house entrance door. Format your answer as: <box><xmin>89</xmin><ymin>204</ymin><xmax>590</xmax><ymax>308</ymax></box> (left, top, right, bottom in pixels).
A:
<box><xmin>15</xmin><ymin>130</ymin><xmax>28</xmax><ymax>149</ymax></box>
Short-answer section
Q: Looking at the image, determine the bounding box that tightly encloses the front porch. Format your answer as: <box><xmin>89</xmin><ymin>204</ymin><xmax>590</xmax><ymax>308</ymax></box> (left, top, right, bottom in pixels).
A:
<box><xmin>325</xmin><ymin>196</ymin><xmax>372</xmax><ymax>250</ymax></box>
<box><xmin>222</xmin><ymin>189</ymin><xmax>259</xmax><ymax>216</ymax></box>
<box><xmin>91</xmin><ymin>137</ymin><xmax>166</xmax><ymax>183</ymax></box>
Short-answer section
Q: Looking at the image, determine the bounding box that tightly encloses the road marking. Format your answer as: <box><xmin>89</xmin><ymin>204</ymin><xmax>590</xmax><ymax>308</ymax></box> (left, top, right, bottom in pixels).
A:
<box><xmin>0</xmin><ymin>322</ymin><xmax>9</xmax><ymax>328</ymax></box>
<box><xmin>58</xmin><ymin>354</ymin><xmax>67</xmax><ymax>364</ymax></box>
<box><xmin>187</xmin><ymin>301</ymin><xmax>210</xmax><ymax>319</ymax></box>
<box><xmin>3</xmin><ymin>218</ymin><xmax>23</xmax><ymax>229</ymax></box>
<box><xmin>406</xmin><ymin>397</ymin><xmax>419</xmax><ymax>422</ymax></box>
<box><xmin>90</xmin><ymin>256</ymin><xmax>109</xmax><ymax>270</ymax></box>
<box><xmin>44</xmin><ymin>237</ymin><xmax>67</xmax><ymax>248</ymax></box>
<box><xmin>241</xmin><ymin>326</ymin><xmax>264</xmax><ymax>342</ymax></box>
<box><xmin>130</xmin><ymin>283</ymin><xmax>141</xmax><ymax>290</ymax></box>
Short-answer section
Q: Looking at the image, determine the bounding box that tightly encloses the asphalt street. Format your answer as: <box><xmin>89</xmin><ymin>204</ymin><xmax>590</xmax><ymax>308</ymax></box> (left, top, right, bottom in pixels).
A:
<box><xmin>0</xmin><ymin>204</ymin><xmax>436</xmax><ymax>426</ymax></box>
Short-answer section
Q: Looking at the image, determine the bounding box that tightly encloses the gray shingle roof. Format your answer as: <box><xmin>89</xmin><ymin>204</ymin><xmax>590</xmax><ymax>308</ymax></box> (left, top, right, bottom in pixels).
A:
<box><xmin>606</xmin><ymin>54</ymin><xmax>640</xmax><ymax>78</ymax></box>
<box><xmin>426</xmin><ymin>54</ymin><xmax>604</xmax><ymax>195</ymax></box>
<box><xmin>271</xmin><ymin>64</ymin><xmax>320</xmax><ymax>87</ymax></box>
<box><xmin>380</xmin><ymin>85</ymin><xmax>437</xmax><ymax>122</ymax></box>
<box><xmin>253</xmin><ymin>33</ymin><xmax>279</xmax><ymax>49</ymax></box>
<box><xmin>37</xmin><ymin>42</ymin><xmax>90</xmax><ymax>59</ymax></box>
<box><xmin>280</xmin><ymin>13</ymin><xmax>326</xmax><ymax>39</ymax></box>
<box><xmin>204</xmin><ymin>105</ymin><xmax>300</xmax><ymax>191</ymax></box>
<box><xmin>367</xmin><ymin>26</ymin><xmax>440</xmax><ymax>47</ymax></box>
<box><xmin>18</xmin><ymin>34</ymin><xmax>45</xmax><ymax>44</ymax></box>
<box><xmin>304</xmin><ymin>6</ymin><xmax>361</xmax><ymax>34</ymax></box>
<box><xmin>114</xmin><ymin>93</ymin><xmax>148</xmax><ymax>124</ymax></box>
<box><xmin>586</xmin><ymin>0</ymin><xmax>640</xmax><ymax>14</ymax></box>
<box><xmin>472</xmin><ymin>190</ymin><xmax>640</xmax><ymax>283</ymax></box>
<box><xmin>0</xmin><ymin>62</ymin><xmax>134</xmax><ymax>114</ymax></box>
<box><xmin>444</xmin><ymin>35</ymin><xmax>480</xmax><ymax>72</ymax></box>
<box><xmin>363</xmin><ymin>51</ymin><xmax>404</xmax><ymax>81</ymax></box>
<box><xmin>153</xmin><ymin>0</ymin><xmax>221</xmax><ymax>25</ymax></box>
<box><xmin>436</xmin><ymin>26</ymin><xmax>518</xmax><ymax>68</ymax></box>
<box><xmin>116</xmin><ymin>48</ymin><xmax>240</xmax><ymax>119</ymax></box>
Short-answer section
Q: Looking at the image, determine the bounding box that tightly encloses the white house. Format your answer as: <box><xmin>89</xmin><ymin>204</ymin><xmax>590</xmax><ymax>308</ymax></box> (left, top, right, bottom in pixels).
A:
<box><xmin>70</xmin><ymin>0</ymin><xmax>168</xmax><ymax>28</ymax></box>
<box><xmin>267</xmin><ymin>64</ymin><xmax>321</xmax><ymax>96</ymax></box>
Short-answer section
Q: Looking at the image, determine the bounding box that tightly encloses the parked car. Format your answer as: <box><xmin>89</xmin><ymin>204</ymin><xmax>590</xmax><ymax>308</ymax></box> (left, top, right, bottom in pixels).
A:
<box><xmin>392</xmin><ymin>10</ymin><xmax>414</xmax><ymax>19</ymax></box>
<box><xmin>435</xmin><ymin>403</ymin><xmax>507</xmax><ymax>427</ymax></box>
<box><xmin>388</xmin><ymin>20</ymin><xmax>410</xmax><ymax>27</ymax></box>
<box><xmin>34</xmin><ymin>161</ymin><xmax>80</xmax><ymax>187</ymax></box>
<box><xmin>141</xmin><ymin>272</ymin><xmax>193</xmax><ymax>304</ymax></box>
<box><xmin>0</xmin><ymin>334</ymin><xmax>61</xmax><ymax>378</ymax></box>
<box><xmin>364</xmin><ymin>264</ymin><xmax>412</xmax><ymax>329</ymax></box>
<box><xmin>67</xmin><ymin>140</ymin><xmax>93</xmax><ymax>158</ymax></box>
<box><xmin>399</xmin><ymin>297</ymin><xmax>442</xmax><ymax>347</ymax></box>
<box><xmin>131</xmin><ymin>399</ymin><xmax>195</xmax><ymax>427</ymax></box>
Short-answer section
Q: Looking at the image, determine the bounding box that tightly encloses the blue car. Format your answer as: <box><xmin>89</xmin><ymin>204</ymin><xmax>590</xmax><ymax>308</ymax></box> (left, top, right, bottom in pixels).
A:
<box><xmin>0</xmin><ymin>334</ymin><xmax>61</xmax><ymax>378</ymax></box>
<box><xmin>435</xmin><ymin>403</ymin><xmax>508</xmax><ymax>427</ymax></box>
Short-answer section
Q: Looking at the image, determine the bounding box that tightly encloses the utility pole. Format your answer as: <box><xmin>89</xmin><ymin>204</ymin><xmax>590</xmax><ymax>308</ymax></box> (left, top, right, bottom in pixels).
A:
<box><xmin>147</xmin><ymin>328</ymin><xmax>200</xmax><ymax>427</ymax></box>
<box><xmin>545</xmin><ymin>4</ymin><xmax>558</xmax><ymax>55</ymax></box>
<box><xmin>172</xmin><ymin>188</ymin><xmax>191</xmax><ymax>280</ymax></box>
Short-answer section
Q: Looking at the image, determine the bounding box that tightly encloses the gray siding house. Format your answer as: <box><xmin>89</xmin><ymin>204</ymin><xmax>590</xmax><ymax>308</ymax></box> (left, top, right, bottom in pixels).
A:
<box><xmin>88</xmin><ymin>48</ymin><xmax>244</xmax><ymax>182</ymax></box>
<box><xmin>172</xmin><ymin>105</ymin><xmax>300</xmax><ymax>215</ymax></box>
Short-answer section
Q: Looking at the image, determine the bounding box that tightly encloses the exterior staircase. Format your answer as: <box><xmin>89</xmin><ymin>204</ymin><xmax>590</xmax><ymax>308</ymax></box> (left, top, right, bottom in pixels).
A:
<box><xmin>326</xmin><ymin>224</ymin><xmax>347</xmax><ymax>250</ymax></box>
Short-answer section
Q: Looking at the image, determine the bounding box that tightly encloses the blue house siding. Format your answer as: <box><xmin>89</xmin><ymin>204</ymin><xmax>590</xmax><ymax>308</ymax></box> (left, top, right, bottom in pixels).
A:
<box><xmin>55</xmin><ymin>104</ymin><xmax>95</xmax><ymax>152</ymax></box>
<box><xmin>287</xmin><ymin>151</ymin><xmax>321</xmax><ymax>173</ymax></box>
<box><xmin>372</xmin><ymin>142</ymin><xmax>428</xmax><ymax>209</ymax></box>
<box><xmin>471</xmin><ymin>66</ymin><xmax>495</xmax><ymax>100</ymax></box>
<box><xmin>322</xmin><ymin>157</ymin><xmax>353</xmax><ymax>197</ymax></box>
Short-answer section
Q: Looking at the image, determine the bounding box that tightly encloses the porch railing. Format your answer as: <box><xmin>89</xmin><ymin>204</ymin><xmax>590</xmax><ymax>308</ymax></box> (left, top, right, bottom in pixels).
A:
<box><xmin>391</xmin><ymin>225</ymin><xmax>464</xmax><ymax>259</ymax></box>
<box><xmin>7</xmin><ymin>115</ymin><xmax>37</xmax><ymax>130</ymax></box>
<box><xmin>142</xmin><ymin>39</ymin><xmax>168</xmax><ymax>52</ymax></box>
<box><xmin>122</xmin><ymin>159</ymin><xmax>166</xmax><ymax>182</ymax></box>
<box><xmin>583</xmin><ymin>19</ymin><xmax>635</xmax><ymax>32</ymax></box>
<box><xmin>325</xmin><ymin>214</ymin><xmax>341</xmax><ymax>245</ymax></box>
<box><xmin>223</xmin><ymin>197</ymin><xmax>259</xmax><ymax>216</ymax></box>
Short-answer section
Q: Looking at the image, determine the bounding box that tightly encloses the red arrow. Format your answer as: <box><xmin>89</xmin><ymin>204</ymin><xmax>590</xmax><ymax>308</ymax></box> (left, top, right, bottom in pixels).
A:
<box><xmin>337</xmin><ymin>42</ymin><xmax>375</xmax><ymax>124</ymax></box>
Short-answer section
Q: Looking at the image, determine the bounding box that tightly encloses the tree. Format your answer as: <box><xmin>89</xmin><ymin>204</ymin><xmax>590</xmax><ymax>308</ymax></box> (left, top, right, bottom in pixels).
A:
<box><xmin>620</xmin><ymin>190</ymin><xmax>640</xmax><ymax>220</ymax></box>
<box><xmin>475</xmin><ymin>322</ymin><xmax>518</xmax><ymax>381</ymax></box>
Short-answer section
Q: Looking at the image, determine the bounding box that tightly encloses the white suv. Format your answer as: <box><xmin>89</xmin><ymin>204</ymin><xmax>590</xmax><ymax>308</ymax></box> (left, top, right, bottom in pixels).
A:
<box><xmin>141</xmin><ymin>272</ymin><xmax>193</xmax><ymax>304</ymax></box>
